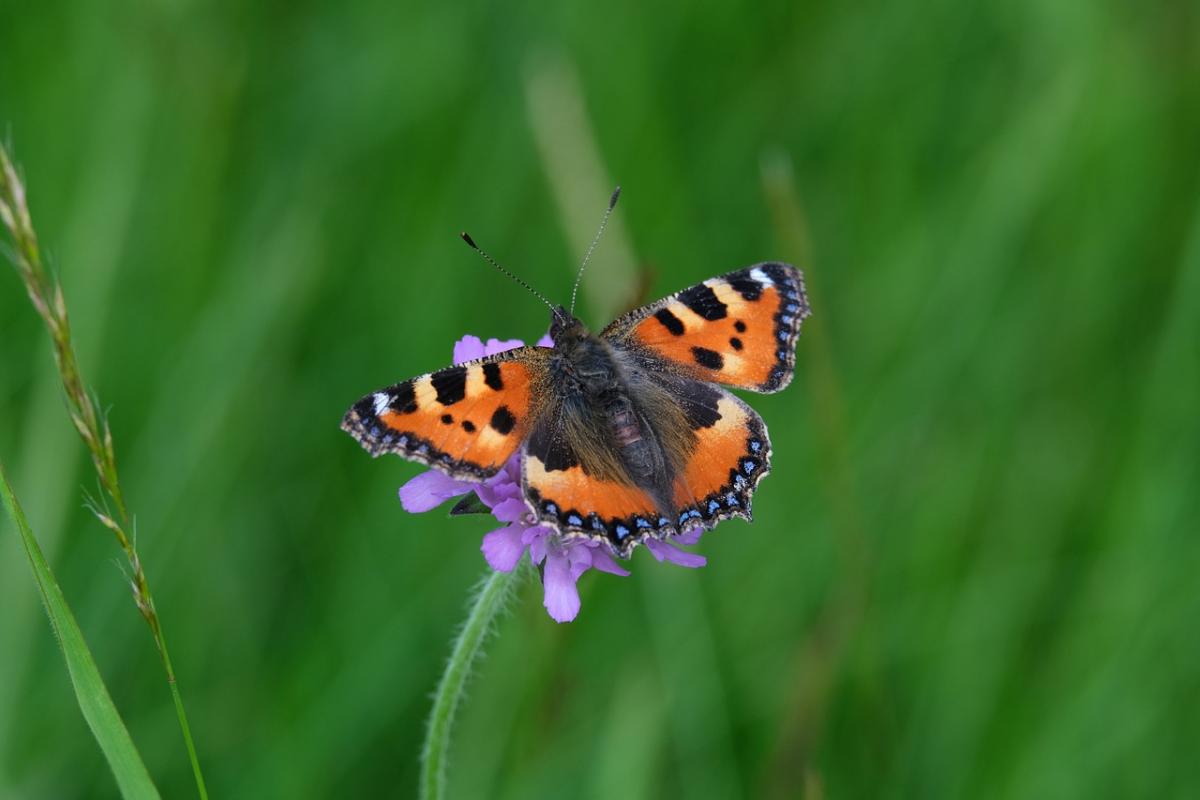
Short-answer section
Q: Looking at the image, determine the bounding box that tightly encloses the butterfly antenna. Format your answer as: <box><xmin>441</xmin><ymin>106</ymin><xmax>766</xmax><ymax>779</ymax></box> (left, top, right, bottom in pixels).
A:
<box><xmin>569</xmin><ymin>185</ymin><xmax>621</xmax><ymax>316</ymax></box>
<box><xmin>460</xmin><ymin>232</ymin><xmax>562</xmax><ymax>320</ymax></box>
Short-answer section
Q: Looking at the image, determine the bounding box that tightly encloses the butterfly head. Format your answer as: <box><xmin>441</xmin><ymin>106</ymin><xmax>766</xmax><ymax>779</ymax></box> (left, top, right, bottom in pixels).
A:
<box><xmin>549</xmin><ymin>305</ymin><xmax>588</xmax><ymax>345</ymax></box>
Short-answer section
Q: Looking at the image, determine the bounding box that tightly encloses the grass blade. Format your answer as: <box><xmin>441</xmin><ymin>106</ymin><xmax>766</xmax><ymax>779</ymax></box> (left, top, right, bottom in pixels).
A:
<box><xmin>0</xmin><ymin>142</ymin><xmax>207</xmax><ymax>798</ymax></box>
<box><xmin>0</xmin><ymin>462</ymin><xmax>160</xmax><ymax>800</ymax></box>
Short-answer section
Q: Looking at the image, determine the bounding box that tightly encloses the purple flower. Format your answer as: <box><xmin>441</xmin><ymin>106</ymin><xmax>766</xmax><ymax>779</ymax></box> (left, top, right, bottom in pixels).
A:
<box><xmin>397</xmin><ymin>333</ymin><xmax>706</xmax><ymax>623</ymax></box>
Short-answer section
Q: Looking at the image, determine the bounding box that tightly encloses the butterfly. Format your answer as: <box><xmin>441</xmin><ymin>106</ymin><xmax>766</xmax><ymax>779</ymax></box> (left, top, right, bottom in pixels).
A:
<box><xmin>341</xmin><ymin>201</ymin><xmax>809</xmax><ymax>558</ymax></box>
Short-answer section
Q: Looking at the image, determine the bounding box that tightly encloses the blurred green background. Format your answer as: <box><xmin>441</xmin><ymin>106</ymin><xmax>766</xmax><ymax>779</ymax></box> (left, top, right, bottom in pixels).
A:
<box><xmin>2</xmin><ymin>0</ymin><xmax>1199</xmax><ymax>797</ymax></box>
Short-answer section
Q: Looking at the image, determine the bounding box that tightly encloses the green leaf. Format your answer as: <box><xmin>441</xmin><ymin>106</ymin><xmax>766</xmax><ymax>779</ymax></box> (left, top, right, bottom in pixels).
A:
<box><xmin>448</xmin><ymin>492</ymin><xmax>492</xmax><ymax>517</ymax></box>
<box><xmin>0</xmin><ymin>461</ymin><xmax>161</xmax><ymax>800</ymax></box>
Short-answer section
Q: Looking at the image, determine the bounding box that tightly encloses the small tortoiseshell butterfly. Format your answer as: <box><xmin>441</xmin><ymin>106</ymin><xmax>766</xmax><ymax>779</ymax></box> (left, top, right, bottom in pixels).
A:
<box><xmin>342</xmin><ymin>192</ymin><xmax>810</xmax><ymax>558</ymax></box>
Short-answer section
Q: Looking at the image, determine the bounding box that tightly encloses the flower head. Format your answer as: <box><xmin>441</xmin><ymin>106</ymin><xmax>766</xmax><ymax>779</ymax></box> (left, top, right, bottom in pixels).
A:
<box><xmin>397</xmin><ymin>333</ymin><xmax>706</xmax><ymax>622</ymax></box>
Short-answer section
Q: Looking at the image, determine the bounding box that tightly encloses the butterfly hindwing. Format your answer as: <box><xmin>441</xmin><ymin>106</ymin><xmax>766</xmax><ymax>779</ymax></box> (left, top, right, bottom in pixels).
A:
<box><xmin>341</xmin><ymin>347</ymin><xmax>549</xmax><ymax>481</ymax></box>
<box><xmin>602</xmin><ymin>262</ymin><xmax>810</xmax><ymax>393</ymax></box>
<box><xmin>669</xmin><ymin>385</ymin><xmax>770</xmax><ymax>528</ymax></box>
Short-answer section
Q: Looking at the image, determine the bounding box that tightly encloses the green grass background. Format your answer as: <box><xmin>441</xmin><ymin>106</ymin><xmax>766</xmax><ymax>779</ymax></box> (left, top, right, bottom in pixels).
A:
<box><xmin>2</xmin><ymin>0</ymin><xmax>1199</xmax><ymax>797</ymax></box>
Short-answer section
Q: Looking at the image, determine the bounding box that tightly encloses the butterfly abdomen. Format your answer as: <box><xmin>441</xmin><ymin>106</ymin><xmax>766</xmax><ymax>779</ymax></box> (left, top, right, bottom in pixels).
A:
<box><xmin>602</xmin><ymin>393</ymin><xmax>669</xmax><ymax>489</ymax></box>
<box><xmin>609</xmin><ymin>403</ymin><xmax>642</xmax><ymax>447</ymax></box>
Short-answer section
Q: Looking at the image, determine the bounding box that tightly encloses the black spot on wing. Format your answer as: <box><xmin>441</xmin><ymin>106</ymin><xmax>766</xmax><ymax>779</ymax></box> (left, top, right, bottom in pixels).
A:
<box><xmin>762</xmin><ymin>262</ymin><xmax>795</xmax><ymax>286</ymax></box>
<box><xmin>440</xmin><ymin>413</ymin><xmax>454</xmax><ymax>425</ymax></box>
<box><xmin>432</xmin><ymin>367</ymin><xmax>467</xmax><ymax>406</ymax></box>
<box><xmin>482</xmin><ymin>362</ymin><xmax>504</xmax><ymax>390</ymax></box>
<box><xmin>351</xmin><ymin>395</ymin><xmax>377</xmax><ymax>420</ymax></box>
<box><xmin>734</xmin><ymin>320</ymin><xmax>747</xmax><ymax>333</ymax></box>
<box><xmin>654</xmin><ymin>308</ymin><xmax>685</xmax><ymax>335</ymax></box>
<box><xmin>730</xmin><ymin>336</ymin><xmax>744</xmax><ymax>350</ymax></box>
<box><xmin>490</xmin><ymin>405</ymin><xmax>516</xmax><ymax>435</ymax></box>
<box><xmin>677</xmin><ymin>382</ymin><xmax>722</xmax><ymax>429</ymax></box>
<box><xmin>678</xmin><ymin>284</ymin><xmax>727</xmax><ymax>320</ymax></box>
<box><xmin>691</xmin><ymin>347</ymin><xmax>724</xmax><ymax>370</ymax></box>
<box><xmin>461</xmin><ymin>420</ymin><xmax>476</xmax><ymax>433</ymax></box>
<box><xmin>727</xmin><ymin>271</ymin><xmax>764</xmax><ymax>301</ymax></box>
<box><xmin>528</xmin><ymin>422</ymin><xmax>579</xmax><ymax>471</ymax></box>
<box><xmin>390</xmin><ymin>381</ymin><xmax>418</xmax><ymax>414</ymax></box>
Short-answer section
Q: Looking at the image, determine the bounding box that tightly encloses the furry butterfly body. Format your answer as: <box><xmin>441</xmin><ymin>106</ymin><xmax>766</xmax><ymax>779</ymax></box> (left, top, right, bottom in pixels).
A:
<box><xmin>342</xmin><ymin>262</ymin><xmax>809</xmax><ymax>557</ymax></box>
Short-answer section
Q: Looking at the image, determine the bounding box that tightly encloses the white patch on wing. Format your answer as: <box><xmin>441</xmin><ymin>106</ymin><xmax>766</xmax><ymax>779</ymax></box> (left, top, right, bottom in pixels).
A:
<box><xmin>669</xmin><ymin>300</ymin><xmax>707</xmax><ymax>331</ymax></box>
<box><xmin>712</xmin><ymin>396</ymin><xmax>745</xmax><ymax>434</ymax></box>
<box><xmin>477</xmin><ymin>427</ymin><xmax>511</xmax><ymax>451</ymax></box>
<box><xmin>464</xmin><ymin>364</ymin><xmax>486</xmax><ymax>399</ymax></box>
<box><xmin>720</xmin><ymin>352</ymin><xmax>745</xmax><ymax>375</ymax></box>
<box><xmin>709</xmin><ymin>280</ymin><xmax>746</xmax><ymax>306</ymax></box>
<box><xmin>750</xmin><ymin>267</ymin><xmax>774</xmax><ymax>286</ymax></box>
<box><xmin>413</xmin><ymin>375</ymin><xmax>437</xmax><ymax>406</ymax></box>
<box><xmin>373</xmin><ymin>392</ymin><xmax>391</xmax><ymax>415</ymax></box>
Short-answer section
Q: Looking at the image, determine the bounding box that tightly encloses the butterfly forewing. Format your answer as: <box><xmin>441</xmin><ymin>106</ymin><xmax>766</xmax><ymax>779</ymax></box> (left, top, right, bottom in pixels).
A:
<box><xmin>602</xmin><ymin>262</ymin><xmax>810</xmax><ymax>393</ymax></box>
<box><xmin>341</xmin><ymin>347</ymin><xmax>550</xmax><ymax>481</ymax></box>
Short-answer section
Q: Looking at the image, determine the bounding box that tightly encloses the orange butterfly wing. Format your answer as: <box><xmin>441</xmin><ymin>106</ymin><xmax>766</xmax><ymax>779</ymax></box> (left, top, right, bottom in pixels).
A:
<box><xmin>524</xmin><ymin>455</ymin><xmax>664</xmax><ymax>547</ymax></box>
<box><xmin>670</xmin><ymin>388</ymin><xmax>770</xmax><ymax>528</ymax></box>
<box><xmin>341</xmin><ymin>348</ymin><xmax>550</xmax><ymax>481</ymax></box>
<box><xmin>603</xmin><ymin>262</ymin><xmax>809</xmax><ymax>393</ymax></box>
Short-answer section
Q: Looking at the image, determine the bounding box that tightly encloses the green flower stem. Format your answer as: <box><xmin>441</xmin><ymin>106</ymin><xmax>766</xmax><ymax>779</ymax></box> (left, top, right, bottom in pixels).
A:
<box><xmin>420</xmin><ymin>565</ymin><xmax>526</xmax><ymax>800</ymax></box>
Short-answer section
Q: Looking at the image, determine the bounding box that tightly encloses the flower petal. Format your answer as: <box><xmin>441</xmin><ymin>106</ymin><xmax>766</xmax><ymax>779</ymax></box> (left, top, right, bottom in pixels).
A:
<box><xmin>542</xmin><ymin>551</ymin><xmax>581</xmax><ymax>623</ymax></box>
<box><xmin>489</xmin><ymin>497</ymin><xmax>528</xmax><ymax>524</ymax></box>
<box><xmin>675</xmin><ymin>527</ymin><xmax>704</xmax><ymax>546</ymax></box>
<box><xmin>398</xmin><ymin>470</ymin><xmax>473</xmax><ymax>513</ymax></box>
<box><xmin>589</xmin><ymin>546</ymin><xmax>631</xmax><ymax>577</ymax></box>
<box><xmin>566</xmin><ymin>543</ymin><xmax>593</xmax><ymax>581</ymax></box>
<box><xmin>528</xmin><ymin>533</ymin><xmax>548</xmax><ymax>564</ymax></box>
<box><xmin>645</xmin><ymin>538</ymin><xmax>707</xmax><ymax>569</ymax></box>
<box><xmin>481</xmin><ymin>523</ymin><xmax>527</xmax><ymax>572</ymax></box>
<box><xmin>522</xmin><ymin>525</ymin><xmax>554</xmax><ymax>546</ymax></box>
<box><xmin>477</xmin><ymin>462</ymin><xmax>522</xmax><ymax>507</ymax></box>
<box><xmin>484</xmin><ymin>338</ymin><xmax>525</xmax><ymax>356</ymax></box>
<box><xmin>453</xmin><ymin>335</ymin><xmax>487</xmax><ymax>364</ymax></box>
<box><xmin>536</xmin><ymin>332</ymin><xmax>555</xmax><ymax>348</ymax></box>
